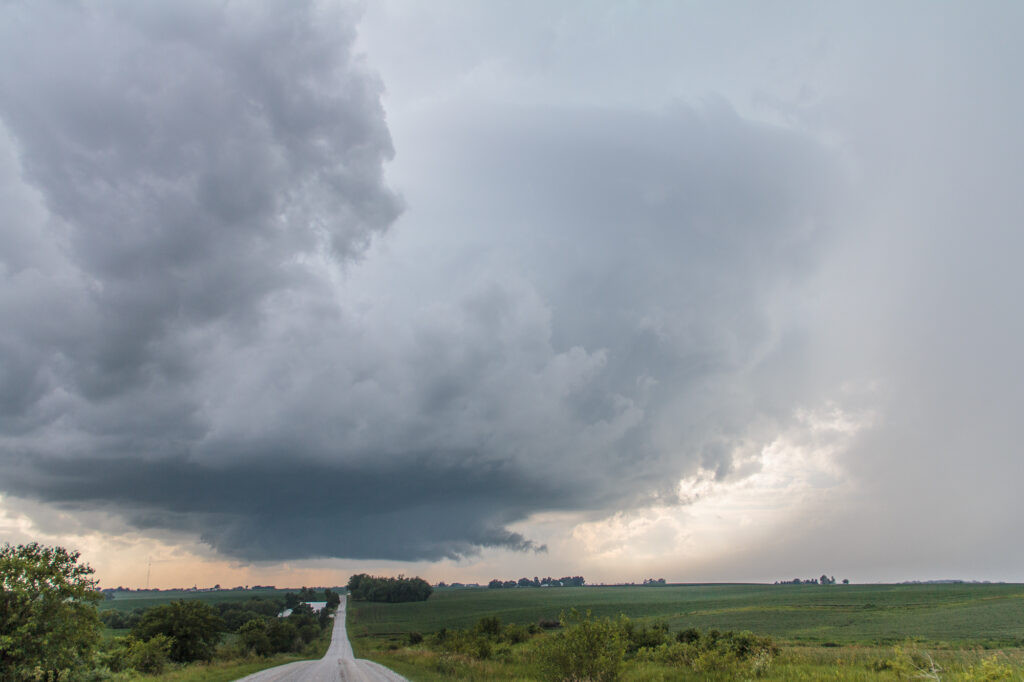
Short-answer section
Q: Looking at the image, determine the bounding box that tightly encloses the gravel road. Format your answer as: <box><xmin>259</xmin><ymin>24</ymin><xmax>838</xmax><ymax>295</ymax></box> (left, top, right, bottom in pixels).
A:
<box><xmin>237</xmin><ymin>596</ymin><xmax>407</xmax><ymax>682</ymax></box>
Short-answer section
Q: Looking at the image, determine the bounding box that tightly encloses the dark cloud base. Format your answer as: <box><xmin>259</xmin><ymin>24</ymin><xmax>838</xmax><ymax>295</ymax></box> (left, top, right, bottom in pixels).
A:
<box><xmin>7</xmin><ymin>453</ymin><xmax>550</xmax><ymax>561</ymax></box>
<box><xmin>0</xmin><ymin>2</ymin><xmax>845</xmax><ymax>564</ymax></box>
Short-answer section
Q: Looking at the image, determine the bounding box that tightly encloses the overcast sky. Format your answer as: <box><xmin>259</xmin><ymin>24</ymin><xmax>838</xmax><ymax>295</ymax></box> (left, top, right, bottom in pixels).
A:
<box><xmin>2</xmin><ymin>0</ymin><xmax>1023</xmax><ymax>588</ymax></box>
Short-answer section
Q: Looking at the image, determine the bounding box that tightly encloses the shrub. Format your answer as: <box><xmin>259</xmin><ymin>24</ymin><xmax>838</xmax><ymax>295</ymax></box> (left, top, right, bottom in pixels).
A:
<box><xmin>539</xmin><ymin>610</ymin><xmax>626</xmax><ymax>682</ymax></box>
<box><xmin>96</xmin><ymin>634</ymin><xmax>172</xmax><ymax>674</ymax></box>
<box><xmin>127</xmin><ymin>634</ymin><xmax>172</xmax><ymax>674</ymax></box>
<box><xmin>964</xmin><ymin>656</ymin><xmax>1015</xmax><ymax>681</ymax></box>
<box><xmin>620</xmin><ymin>618</ymin><xmax>669</xmax><ymax>653</ymax></box>
<box><xmin>473</xmin><ymin>637</ymin><xmax>493</xmax><ymax>659</ymax></box>
<box><xmin>676</xmin><ymin>627</ymin><xmax>701</xmax><ymax>644</ymax></box>
<box><xmin>476</xmin><ymin>615</ymin><xmax>502</xmax><ymax>637</ymax></box>
<box><xmin>505</xmin><ymin>623</ymin><xmax>530</xmax><ymax>644</ymax></box>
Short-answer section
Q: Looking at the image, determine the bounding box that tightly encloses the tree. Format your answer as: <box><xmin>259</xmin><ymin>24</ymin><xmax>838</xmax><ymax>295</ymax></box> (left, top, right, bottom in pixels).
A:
<box><xmin>126</xmin><ymin>634</ymin><xmax>172</xmax><ymax>674</ymax></box>
<box><xmin>239</xmin><ymin>619</ymin><xmax>273</xmax><ymax>656</ymax></box>
<box><xmin>265</xmin><ymin>619</ymin><xmax>299</xmax><ymax>653</ymax></box>
<box><xmin>0</xmin><ymin>542</ymin><xmax>103</xmax><ymax>679</ymax></box>
<box><xmin>133</xmin><ymin>599</ymin><xmax>224</xmax><ymax>662</ymax></box>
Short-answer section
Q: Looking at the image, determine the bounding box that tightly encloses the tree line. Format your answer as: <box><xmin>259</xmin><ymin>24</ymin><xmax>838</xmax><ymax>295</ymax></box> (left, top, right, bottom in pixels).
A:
<box><xmin>488</xmin><ymin>576</ymin><xmax>586</xmax><ymax>589</ymax></box>
<box><xmin>775</xmin><ymin>574</ymin><xmax>849</xmax><ymax>585</ymax></box>
<box><xmin>346</xmin><ymin>573</ymin><xmax>433</xmax><ymax>602</ymax></box>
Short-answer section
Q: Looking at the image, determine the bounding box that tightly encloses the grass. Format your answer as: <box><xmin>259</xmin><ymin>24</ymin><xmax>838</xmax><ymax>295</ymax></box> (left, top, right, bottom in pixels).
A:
<box><xmin>134</xmin><ymin>655</ymin><xmax>311</xmax><ymax>682</ymax></box>
<box><xmin>347</xmin><ymin>584</ymin><xmax>1024</xmax><ymax>681</ymax></box>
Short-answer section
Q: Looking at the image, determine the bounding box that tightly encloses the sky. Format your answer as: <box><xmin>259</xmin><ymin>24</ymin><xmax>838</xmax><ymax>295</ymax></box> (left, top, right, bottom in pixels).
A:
<box><xmin>1</xmin><ymin>0</ymin><xmax>1023</xmax><ymax>589</ymax></box>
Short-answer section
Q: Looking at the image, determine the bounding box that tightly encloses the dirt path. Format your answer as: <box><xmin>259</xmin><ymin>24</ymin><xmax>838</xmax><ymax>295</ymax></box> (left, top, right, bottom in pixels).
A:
<box><xmin>237</xmin><ymin>596</ymin><xmax>407</xmax><ymax>682</ymax></box>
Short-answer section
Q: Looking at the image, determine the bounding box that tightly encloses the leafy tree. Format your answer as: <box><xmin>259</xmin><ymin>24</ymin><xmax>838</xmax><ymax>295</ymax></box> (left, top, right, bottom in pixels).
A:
<box><xmin>0</xmin><ymin>542</ymin><xmax>103</xmax><ymax>679</ymax></box>
<box><xmin>298</xmin><ymin>623</ymin><xmax>320</xmax><ymax>645</ymax></box>
<box><xmin>265</xmin><ymin>619</ymin><xmax>299</xmax><ymax>653</ymax></box>
<box><xmin>239</xmin><ymin>619</ymin><xmax>273</xmax><ymax>657</ymax></box>
<box><xmin>132</xmin><ymin>599</ymin><xmax>224</xmax><ymax>662</ymax></box>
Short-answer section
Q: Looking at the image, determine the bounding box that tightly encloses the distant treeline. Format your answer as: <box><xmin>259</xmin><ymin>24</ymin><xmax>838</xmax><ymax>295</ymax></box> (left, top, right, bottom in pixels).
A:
<box><xmin>488</xmin><ymin>576</ymin><xmax>585</xmax><ymax>588</ymax></box>
<box><xmin>347</xmin><ymin>574</ymin><xmax>433</xmax><ymax>602</ymax></box>
<box><xmin>101</xmin><ymin>584</ymin><xmax>334</xmax><ymax>595</ymax></box>
<box><xmin>775</xmin><ymin>575</ymin><xmax>848</xmax><ymax>585</ymax></box>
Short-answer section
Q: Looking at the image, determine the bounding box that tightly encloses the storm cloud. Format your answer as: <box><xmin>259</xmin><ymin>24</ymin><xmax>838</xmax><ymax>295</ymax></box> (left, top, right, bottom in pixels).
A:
<box><xmin>6</xmin><ymin>1</ymin><xmax>1021</xmax><ymax>579</ymax></box>
<box><xmin>0</xmin><ymin>1</ymin><xmax>843</xmax><ymax>561</ymax></box>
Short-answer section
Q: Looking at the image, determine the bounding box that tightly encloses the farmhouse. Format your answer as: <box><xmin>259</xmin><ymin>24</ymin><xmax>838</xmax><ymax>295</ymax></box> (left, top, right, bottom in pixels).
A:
<box><xmin>278</xmin><ymin>601</ymin><xmax>328</xmax><ymax>618</ymax></box>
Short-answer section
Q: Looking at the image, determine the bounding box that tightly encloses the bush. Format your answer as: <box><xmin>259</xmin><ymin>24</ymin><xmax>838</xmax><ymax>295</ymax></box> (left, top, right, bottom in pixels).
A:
<box><xmin>473</xmin><ymin>637</ymin><xmax>493</xmax><ymax>659</ymax></box>
<box><xmin>964</xmin><ymin>656</ymin><xmax>1015</xmax><ymax>681</ymax></box>
<box><xmin>505</xmin><ymin>623</ymin><xmax>530</xmax><ymax>644</ymax></box>
<box><xmin>539</xmin><ymin>610</ymin><xmax>626</xmax><ymax>682</ymax></box>
<box><xmin>475</xmin><ymin>615</ymin><xmax>502</xmax><ymax>637</ymax></box>
<box><xmin>96</xmin><ymin>634</ymin><xmax>171</xmax><ymax>674</ymax></box>
<box><xmin>127</xmin><ymin>634</ymin><xmax>172</xmax><ymax>674</ymax></box>
<box><xmin>620</xmin><ymin>618</ymin><xmax>669</xmax><ymax>653</ymax></box>
<box><xmin>676</xmin><ymin>627</ymin><xmax>701</xmax><ymax>644</ymax></box>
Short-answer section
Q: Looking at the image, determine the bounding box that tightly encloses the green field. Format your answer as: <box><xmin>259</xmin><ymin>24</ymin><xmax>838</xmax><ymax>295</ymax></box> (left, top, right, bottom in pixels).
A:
<box><xmin>350</xmin><ymin>583</ymin><xmax>1024</xmax><ymax>646</ymax></box>
<box><xmin>99</xmin><ymin>588</ymin><xmax>336</xmax><ymax>613</ymax></box>
<box><xmin>348</xmin><ymin>584</ymin><xmax>1024</xmax><ymax>681</ymax></box>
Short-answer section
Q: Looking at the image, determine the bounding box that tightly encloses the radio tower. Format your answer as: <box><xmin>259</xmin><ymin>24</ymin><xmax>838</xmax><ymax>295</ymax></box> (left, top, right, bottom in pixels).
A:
<box><xmin>146</xmin><ymin>557</ymin><xmax>152</xmax><ymax>590</ymax></box>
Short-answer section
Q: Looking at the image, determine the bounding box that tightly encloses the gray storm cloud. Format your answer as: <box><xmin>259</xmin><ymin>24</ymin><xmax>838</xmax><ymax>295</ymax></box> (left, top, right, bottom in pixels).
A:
<box><xmin>0</xmin><ymin>1</ymin><xmax>842</xmax><ymax>561</ymax></box>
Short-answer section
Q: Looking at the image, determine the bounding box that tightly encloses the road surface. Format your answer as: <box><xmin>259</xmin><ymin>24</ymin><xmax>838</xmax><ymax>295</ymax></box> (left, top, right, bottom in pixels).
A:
<box><xmin>238</xmin><ymin>596</ymin><xmax>408</xmax><ymax>682</ymax></box>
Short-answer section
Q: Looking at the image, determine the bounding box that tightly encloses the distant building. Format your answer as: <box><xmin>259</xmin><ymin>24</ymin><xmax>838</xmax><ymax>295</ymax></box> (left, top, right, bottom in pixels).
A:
<box><xmin>278</xmin><ymin>601</ymin><xmax>328</xmax><ymax>618</ymax></box>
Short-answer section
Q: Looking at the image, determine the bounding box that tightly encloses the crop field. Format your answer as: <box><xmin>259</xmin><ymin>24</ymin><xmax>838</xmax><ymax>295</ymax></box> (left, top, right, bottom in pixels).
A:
<box><xmin>349</xmin><ymin>583</ymin><xmax>1024</xmax><ymax>646</ymax></box>
<box><xmin>348</xmin><ymin>584</ymin><xmax>1024</xmax><ymax>681</ymax></box>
